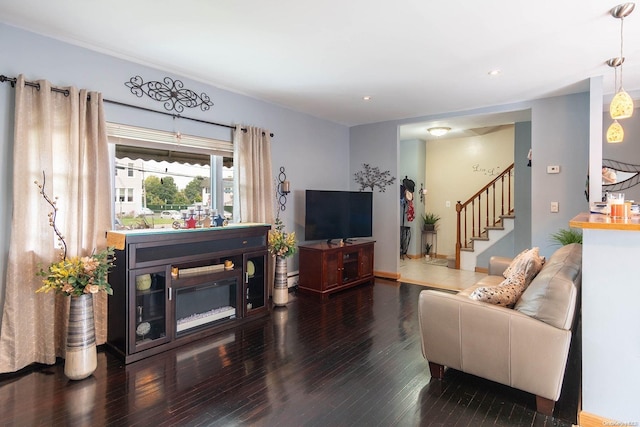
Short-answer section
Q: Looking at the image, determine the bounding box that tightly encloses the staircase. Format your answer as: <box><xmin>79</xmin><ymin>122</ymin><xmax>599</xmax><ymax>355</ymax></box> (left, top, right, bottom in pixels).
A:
<box><xmin>458</xmin><ymin>215</ymin><xmax>515</xmax><ymax>271</ymax></box>
<box><xmin>455</xmin><ymin>164</ymin><xmax>514</xmax><ymax>271</ymax></box>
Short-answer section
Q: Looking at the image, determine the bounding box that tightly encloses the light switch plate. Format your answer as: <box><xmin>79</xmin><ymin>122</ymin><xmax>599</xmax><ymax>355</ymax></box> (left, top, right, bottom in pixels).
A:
<box><xmin>550</xmin><ymin>201</ymin><xmax>559</xmax><ymax>213</ymax></box>
<box><xmin>547</xmin><ymin>165</ymin><xmax>560</xmax><ymax>174</ymax></box>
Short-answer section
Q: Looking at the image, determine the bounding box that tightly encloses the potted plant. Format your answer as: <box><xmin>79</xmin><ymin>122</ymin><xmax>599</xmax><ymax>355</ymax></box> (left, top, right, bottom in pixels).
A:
<box><xmin>425</xmin><ymin>243</ymin><xmax>432</xmax><ymax>259</ymax></box>
<box><xmin>550</xmin><ymin>228</ymin><xmax>583</xmax><ymax>245</ymax></box>
<box><xmin>423</xmin><ymin>212</ymin><xmax>441</xmax><ymax>231</ymax></box>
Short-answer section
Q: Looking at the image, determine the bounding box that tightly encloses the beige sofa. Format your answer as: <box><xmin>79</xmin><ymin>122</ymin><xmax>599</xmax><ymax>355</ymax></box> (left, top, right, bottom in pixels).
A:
<box><xmin>418</xmin><ymin>243</ymin><xmax>582</xmax><ymax>416</ymax></box>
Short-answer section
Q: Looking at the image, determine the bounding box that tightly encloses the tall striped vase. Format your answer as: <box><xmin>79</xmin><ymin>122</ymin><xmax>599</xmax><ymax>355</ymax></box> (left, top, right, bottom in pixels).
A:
<box><xmin>64</xmin><ymin>293</ymin><xmax>97</xmax><ymax>380</ymax></box>
<box><xmin>273</xmin><ymin>256</ymin><xmax>288</xmax><ymax>306</ymax></box>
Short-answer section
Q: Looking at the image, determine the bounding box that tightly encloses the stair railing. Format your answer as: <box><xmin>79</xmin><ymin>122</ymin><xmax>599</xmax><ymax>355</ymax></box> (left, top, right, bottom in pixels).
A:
<box><xmin>455</xmin><ymin>163</ymin><xmax>515</xmax><ymax>269</ymax></box>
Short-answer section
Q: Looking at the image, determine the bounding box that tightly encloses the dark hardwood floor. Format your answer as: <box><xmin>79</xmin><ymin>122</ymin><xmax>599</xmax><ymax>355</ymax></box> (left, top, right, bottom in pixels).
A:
<box><xmin>0</xmin><ymin>280</ymin><xmax>579</xmax><ymax>426</ymax></box>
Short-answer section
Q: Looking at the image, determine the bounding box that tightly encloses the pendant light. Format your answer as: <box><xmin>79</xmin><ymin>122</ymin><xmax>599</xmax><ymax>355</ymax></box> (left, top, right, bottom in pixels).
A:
<box><xmin>607</xmin><ymin>59</ymin><xmax>626</xmax><ymax>143</ymax></box>
<box><xmin>609</xmin><ymin>3</ymin><xmax>635</xmax><ymax>120</ymax></box>
<box><xmin>607</xmin><ymin>119</ymin><xmax>625</xmax><ymax>143</ymax></box>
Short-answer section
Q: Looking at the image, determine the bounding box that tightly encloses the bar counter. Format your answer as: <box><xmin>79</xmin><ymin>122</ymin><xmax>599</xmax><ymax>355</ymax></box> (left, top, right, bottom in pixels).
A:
<box><xmin>569</xmin><ymin>212</ymin><xmax>640</xmax><ymax>231</ymax></box>
<box><xmin>569</xmin><ymin>212</ymin><xmax>640</xmax><ymax>426</ymax></box>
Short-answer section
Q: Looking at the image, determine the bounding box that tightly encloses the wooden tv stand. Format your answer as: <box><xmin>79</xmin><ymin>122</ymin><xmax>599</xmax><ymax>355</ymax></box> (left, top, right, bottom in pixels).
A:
<box><xmin>298</xmin><ymin>240</ymin><xmax>375</xmax><ymax>299</ymax></box>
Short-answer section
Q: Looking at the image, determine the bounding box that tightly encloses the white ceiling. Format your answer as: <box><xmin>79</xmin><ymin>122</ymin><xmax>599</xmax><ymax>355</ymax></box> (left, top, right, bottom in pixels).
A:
<box><xmin>2</xmin><ymin>0</ymin><xmax>639</xmax><ymax>139</ymax></box>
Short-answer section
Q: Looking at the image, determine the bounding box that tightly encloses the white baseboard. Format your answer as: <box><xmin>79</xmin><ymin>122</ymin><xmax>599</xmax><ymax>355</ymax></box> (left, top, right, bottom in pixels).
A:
<box><xmin>287</xmin><ymin>271</ymin><xmax>299</xmax><ymax>288</ymax></box>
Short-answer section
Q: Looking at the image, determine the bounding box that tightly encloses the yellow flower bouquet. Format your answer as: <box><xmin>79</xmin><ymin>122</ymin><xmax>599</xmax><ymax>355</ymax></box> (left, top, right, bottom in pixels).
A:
<box><xmin>268</xmin><ymin>218</ymin><xmax>297</xmax><ymax>258</ymax></box>
<box><xmin>37</xmin><ymin>248</ymin><xmax>115</xmax><ymax>296</ymax></box>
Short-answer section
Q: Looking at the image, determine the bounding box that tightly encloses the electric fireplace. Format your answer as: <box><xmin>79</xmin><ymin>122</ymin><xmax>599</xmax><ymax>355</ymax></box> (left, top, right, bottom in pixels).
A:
<box><xmin>175</xmin><ymin>276</ymin><xmax>239</xmax><ymax>336</ymax></box>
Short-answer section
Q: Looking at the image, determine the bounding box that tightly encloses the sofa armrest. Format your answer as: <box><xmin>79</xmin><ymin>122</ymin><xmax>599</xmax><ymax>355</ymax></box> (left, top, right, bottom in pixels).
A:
<box><xmin>488</xmin><ymin>256</ymin><xmax>512</xmax><ymax>276</ymax></box>
<box><xmin>418</xmin><ymin>289</ymin><xmax>572</xmax><ymax>401</ymax></box>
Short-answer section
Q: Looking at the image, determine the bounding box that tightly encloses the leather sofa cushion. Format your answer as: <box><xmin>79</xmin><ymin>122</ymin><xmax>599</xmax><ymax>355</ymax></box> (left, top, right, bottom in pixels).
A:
<box><xmin>514</xmin><ymin>243</ymin><xmax>582</xmax><ymax>330</ymax></box>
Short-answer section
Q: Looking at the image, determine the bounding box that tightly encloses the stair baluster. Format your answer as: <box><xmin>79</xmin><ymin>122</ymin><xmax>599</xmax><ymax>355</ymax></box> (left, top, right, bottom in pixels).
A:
<box><xmin>455</xmin><ymin>163</ymin><xmax>515</xmax><ymax>269</ymax></box>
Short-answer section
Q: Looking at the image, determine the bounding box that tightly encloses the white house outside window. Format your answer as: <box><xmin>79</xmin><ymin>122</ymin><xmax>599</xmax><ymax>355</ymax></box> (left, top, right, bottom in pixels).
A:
<box><xmin>107</xmin><ymin>123</ymin><xmax>234</xmax><ymax>228</ymax></box>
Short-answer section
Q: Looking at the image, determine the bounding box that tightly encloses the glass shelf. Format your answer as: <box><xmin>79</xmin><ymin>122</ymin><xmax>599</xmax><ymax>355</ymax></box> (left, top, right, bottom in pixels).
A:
<box><xmin>131</xmin><ymin>269</ymin><xmax>169</xmax><ymax>351</ymax></box>
<box><xmin>245</xmin><ymin>251</ymin><xmax>267</xmax><ymax>315</ymax></box>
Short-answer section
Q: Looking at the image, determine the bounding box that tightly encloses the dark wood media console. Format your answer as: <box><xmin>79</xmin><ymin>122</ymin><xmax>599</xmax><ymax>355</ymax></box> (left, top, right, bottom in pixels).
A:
<box><xmin>298</xmin><ymin>240</ymin><xmax>375</xmax><ymax>299</ymax></box>
<box><xmin>106</xmin><ymin>224</ymin><xmax>270</xmax><ymax>364</ymax></box>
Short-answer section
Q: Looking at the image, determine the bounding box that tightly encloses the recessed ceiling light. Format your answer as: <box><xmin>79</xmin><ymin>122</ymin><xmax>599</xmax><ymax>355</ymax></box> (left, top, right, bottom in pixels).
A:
<box><xmin>488</xmin><ymin>69</ymin><xmax>501</xmax><ymax>76</ymax></box>
<box><xmin>427</xmin><ymin>127</ymin><xmax>451</xmax><ymax>137</ymax></box>
<box><xmin>363</xmin><ymin>96</ymin><xmax>372</xmax><ymax>101</ymax></box>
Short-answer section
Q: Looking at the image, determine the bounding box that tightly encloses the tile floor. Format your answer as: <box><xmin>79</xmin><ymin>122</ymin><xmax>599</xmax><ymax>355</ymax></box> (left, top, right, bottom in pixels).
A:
<box><xmin>399</xmin><ymin>256</ymin><xmax>487</xmax><ymax>292</ymax></box>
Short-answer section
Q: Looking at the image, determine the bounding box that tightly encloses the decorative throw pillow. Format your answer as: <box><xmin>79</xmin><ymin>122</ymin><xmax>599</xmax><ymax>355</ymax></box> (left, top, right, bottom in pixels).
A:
<box><xmin>469</xmin><ymin>270</ymin><xmax>527</xmax><ymax>308</ymax></box>
<box><xmin>522</xmin><ymin>248</ymin><xmax>544</xmax><ymax>283</ymax></box>
<box><xmin>503</xmin><ymin>247</ymin><xmax>544</xmax><ymax>284</ymax></box>
<box><xmin>503</xmin><ymin>248</ymin><xmax>531</xmax><ymax>278</ymax></box>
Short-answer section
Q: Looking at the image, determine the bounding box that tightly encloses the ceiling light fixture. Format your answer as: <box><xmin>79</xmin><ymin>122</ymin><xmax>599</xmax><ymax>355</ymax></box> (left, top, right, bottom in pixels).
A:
<box><xmin>488</xmin><ymin>69</ymin><xmax>501</xmax><ymax>76</ymax></box>
<box><xmin>607</xmin><ymin>119</ymin><xmax>625</xmax><ymax>143</ymax></box>
<box><xmin>363</xmin><ymin>96</ymin><xmax>372</xmax><ymax>101</ymax></box>
<box><xmin>427</xmin><ymin>127</ymin><xmax>451</xmax><ymax>137</ymax></box>
<box><xmin>607</xmin><ymin>60</ymin><xmax>626</xmax><ymax>143</ymax></box>
<box><xmin>609</xmin><ymin>2</ymin><xmax>635</xmax><ymax>121</ymax></box>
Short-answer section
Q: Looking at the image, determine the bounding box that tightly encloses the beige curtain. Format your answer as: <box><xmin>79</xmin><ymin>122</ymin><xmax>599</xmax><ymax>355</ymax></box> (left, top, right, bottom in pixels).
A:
<box><xmin>0</xmin><ymin>75</ymin><xmax>111</xmax><ymax>373</ymax></box>
<box><xmin>233</xmin><ymin>125</ymin><xmax>275</xmax><ymax>224</ymax></box>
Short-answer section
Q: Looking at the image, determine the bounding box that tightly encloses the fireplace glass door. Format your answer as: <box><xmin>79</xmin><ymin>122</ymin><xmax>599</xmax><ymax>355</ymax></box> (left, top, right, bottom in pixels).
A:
<box><xmin>175</xmin><ymin>275</ymin><xmax>239</xmax><ymax>336</ymax></box>
<box><xmin>244</xmin><ymin>251</ymin><xmax>267</xmax><ymax>316</ymax></box>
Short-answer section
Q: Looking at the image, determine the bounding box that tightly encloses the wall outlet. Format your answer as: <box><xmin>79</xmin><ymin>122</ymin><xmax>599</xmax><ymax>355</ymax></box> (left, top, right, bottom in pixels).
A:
<box><xmin>550</xmin><ymin>201</ymin><xmax>559</xmax><ymax>213</ymax></box>
<box><xmin>547</xmin><ymin>165</ymin><xmax>560</xmax><ymax>174</ymax></box>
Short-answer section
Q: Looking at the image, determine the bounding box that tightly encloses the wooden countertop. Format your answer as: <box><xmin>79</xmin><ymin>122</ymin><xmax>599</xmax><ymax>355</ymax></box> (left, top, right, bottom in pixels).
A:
<box><xmin>570</xmin><ymin>212</ymin><xmax>640</xmax><ymax>231</ymax></box>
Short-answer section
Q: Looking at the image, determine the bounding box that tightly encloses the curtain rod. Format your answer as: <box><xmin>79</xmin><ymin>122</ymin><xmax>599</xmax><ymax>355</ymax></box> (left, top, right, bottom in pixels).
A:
<box><xmin>0</xmin><ymin>74</ymin><xmax>274</xmax><ymax>137</ymax></box>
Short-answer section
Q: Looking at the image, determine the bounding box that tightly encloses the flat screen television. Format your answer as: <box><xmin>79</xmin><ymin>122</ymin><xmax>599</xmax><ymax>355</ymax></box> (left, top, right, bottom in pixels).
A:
<box><xmin>304</xmin><ymin>190</ymin><xmax>373</xmax><ymax>242</ymax></box>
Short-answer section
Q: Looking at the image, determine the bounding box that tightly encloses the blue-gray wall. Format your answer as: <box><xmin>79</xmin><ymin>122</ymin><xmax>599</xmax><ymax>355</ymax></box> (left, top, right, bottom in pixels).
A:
<box><xmin>530</xmin><ymin>93</ymin><xmax>590</xmax><ymax>255</ymax></box>
<box><xmin>476</xmin><ymin>232</ymin><xmax>514</xmax><ymax>268</ymax></box>
<box><xmin>514</xmin><ymin>121</ymin><xmax>533</xmax><ymax>254</ymax></box>
<box><xmin>0</xmin><ymin>22</ymin><xmax>350</xmax><ymax>283</ymax></box>
<box><xmin>349</xmin><ymin>121</ymin><xmax>399</xmax><ymax>276</ymax></box>
<box><xmin>0</xmin><ymin>22</ymin><xmax>595</xmax><ymax>287</ymax></box>
<box><xmin>352</xmin><ymin>94</ymin><xmax>591</xmax><ymax>276</ymax></box>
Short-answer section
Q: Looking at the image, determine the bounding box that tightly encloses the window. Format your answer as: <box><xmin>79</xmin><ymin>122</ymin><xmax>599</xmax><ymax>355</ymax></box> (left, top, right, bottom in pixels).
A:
<box><xmin>107</xmin><ymin>123</ymin><xmax>234</xmax><ymax>228</ymax></box>
<box><xmin>114</xmin><ymin>188</ymin><xmax>134</xmax><ymax>202</ymax></box>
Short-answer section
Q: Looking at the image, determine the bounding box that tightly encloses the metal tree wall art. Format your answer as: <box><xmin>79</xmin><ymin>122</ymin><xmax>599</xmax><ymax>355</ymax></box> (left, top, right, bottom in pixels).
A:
<box><xmin>125</xmin><ymin>75</ymin><xmax>213</xmax><ymax>113</ymax></box>
<box><xmin>354</xmin><ymin>163</ymin><xmax>396</xmax><ymax>192</ymax></box>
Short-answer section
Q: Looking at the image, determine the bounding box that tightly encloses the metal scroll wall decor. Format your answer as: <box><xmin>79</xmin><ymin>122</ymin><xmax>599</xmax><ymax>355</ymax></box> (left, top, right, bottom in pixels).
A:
<box><xmin>603</xmin><ymin>158</ymin><xmax>640</xmax><ymax>192</ymax></box>
<box><xmin>354</xmin><ymin>163</ymin><xmax>396</xmax><ymax>192</ymax></box>
<box><xmin>125</xmin><ymin>75</ymin><xmax>213</xmax><ymax>113</ymax></box>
